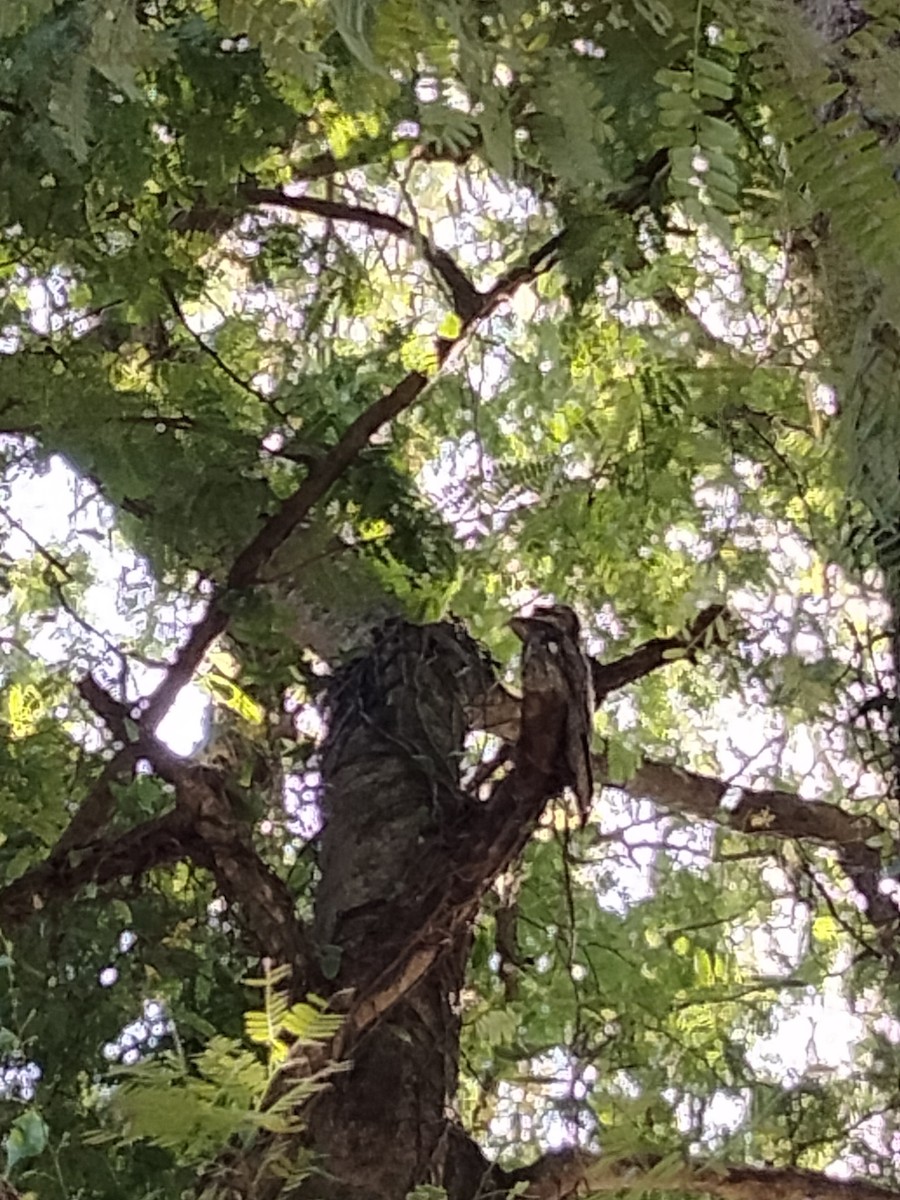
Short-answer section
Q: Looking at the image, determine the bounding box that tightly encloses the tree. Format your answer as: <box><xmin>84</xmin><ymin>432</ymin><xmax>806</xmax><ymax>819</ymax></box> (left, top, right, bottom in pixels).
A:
<box><xmin>3</xmin><ymin>1</ymin><xmax>900</xmax><ymax>1198</ymax></box>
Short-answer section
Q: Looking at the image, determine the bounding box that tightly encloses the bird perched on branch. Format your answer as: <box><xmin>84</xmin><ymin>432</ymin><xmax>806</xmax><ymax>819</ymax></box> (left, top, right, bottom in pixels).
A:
<box><xmin>509</xmin><ymin>604</ymin><xmax>595</xmax><ymax>825</ymax></box>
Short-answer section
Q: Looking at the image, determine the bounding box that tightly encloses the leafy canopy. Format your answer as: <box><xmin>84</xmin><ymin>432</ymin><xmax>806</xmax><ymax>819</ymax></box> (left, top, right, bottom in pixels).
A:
<box><xmin>2</xmin><ymin>0</ymin><xmax>900</xmax><ymax>1197</ymax></box>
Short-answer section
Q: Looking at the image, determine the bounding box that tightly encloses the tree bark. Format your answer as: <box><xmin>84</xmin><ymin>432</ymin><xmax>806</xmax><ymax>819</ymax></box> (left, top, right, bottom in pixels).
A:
<box><xmin>302</xmin><ymin>619</ymin><xmax>495</xmax><ymax>1199</ymax></box>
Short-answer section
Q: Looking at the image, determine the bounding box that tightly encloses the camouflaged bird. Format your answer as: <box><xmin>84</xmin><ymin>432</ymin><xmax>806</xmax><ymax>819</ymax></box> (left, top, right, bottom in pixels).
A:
<box><xmin>509</xmin><ymin>604</ymin><xmax>595</xmax><ymax>825</ymax></box>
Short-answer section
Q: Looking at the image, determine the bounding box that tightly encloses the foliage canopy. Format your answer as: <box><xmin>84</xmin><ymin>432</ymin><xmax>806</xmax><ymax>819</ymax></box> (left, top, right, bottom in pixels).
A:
<box><xmin>3</xmin><ymin>2</ymin><xmax>900</xmax><ymax>1199</ymax></box>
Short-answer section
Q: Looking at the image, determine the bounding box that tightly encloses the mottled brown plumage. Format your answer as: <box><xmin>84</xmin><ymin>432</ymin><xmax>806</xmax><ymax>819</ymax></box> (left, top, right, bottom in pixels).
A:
<box><xmin>509</xmin><ymin>604</ymin><xmax>595</xmax><ymax>825</ymax></box>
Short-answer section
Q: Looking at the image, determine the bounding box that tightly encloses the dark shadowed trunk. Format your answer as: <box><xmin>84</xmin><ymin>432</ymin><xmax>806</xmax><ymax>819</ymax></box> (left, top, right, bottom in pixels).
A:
<box><xmin>304</xmin><ymin>620</ymin><xmax>496</xmax><ymax>1198</ymax></box>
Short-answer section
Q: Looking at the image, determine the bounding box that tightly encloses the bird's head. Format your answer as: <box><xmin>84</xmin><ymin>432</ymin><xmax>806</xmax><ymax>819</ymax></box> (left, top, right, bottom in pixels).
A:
<box><xmin>509</xmin><ymin>604</ymin><xmax>581</xmax><ymax>643</ymax></box>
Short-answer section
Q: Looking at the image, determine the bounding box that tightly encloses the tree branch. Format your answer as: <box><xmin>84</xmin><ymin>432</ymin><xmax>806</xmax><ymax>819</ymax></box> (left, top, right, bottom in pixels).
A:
<box><xmin>506</xmin><ymin>1150</ymin><xmax>900</xmax><ymax>1200</ymax></box>
<box><xmin>161</xmin><ymin>760</ymin><xmax>313</xmax><ymax>972</ymax></box>
<box><xmin>0</xmin><ymin>809</ymin><xmax>192</xmax><ymax>928</ymax></box>
<box><xmin>603</xmin><ymin>755</ymin><xmax>881</xmax><ymax>844</ymax></box>
<box><xmin>140</xmin><ymin>233</ymin><xmax>560</xmax><ymax>731</ymax></box>
<box><xmin>0</xmin><ymin>678</ymin><xmax>315</xmax><ymax>974</ymax></box>
<box><xmin>242</xmin><ymin>186</ymin><xmax>483</xmax><ymax>321</ymax></box>
<box><xmin>602</xmin><ymin>755</ymin><xmax>899</xmax><ymax>940</ymax></box>
<box><xmin>592</xmin><ymin>604</ymin><xmax>731</xmax><ymax>700</ymax></box>
<box><xmin>0</xmin><ymin>748</ymin><xmax>313</xmax><ymax>969</ymax></box>
<box><xmin>159</xmin><ymin>278</ymin><xmax>289</xmax><ymax>422</ymax></box>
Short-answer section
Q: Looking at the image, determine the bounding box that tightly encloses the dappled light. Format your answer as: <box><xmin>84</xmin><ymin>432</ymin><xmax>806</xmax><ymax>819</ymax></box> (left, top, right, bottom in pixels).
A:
<box><xmin>2</xmin><ymin>3</ymin><xmax>900</xmax><ymax>1200</ymax></box>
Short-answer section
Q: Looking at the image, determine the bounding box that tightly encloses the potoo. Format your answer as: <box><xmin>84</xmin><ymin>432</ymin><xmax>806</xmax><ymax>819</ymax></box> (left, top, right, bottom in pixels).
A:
<box><xmin>509</xmin><ymin>604</ymin><xmax>595</xmax><ymax>825</ymax></box>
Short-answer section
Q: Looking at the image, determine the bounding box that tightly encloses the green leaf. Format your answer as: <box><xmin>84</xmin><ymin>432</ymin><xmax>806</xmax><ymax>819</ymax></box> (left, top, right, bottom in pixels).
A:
<box><xmin>5</xmin><ymin>1110</ymin><xmax>48</xmax><ymax>1173</ymax></box>
<box><xmin>606</xmin><ymin>738</ymin><xmax>641</xmax><ymax>783</ymax></box>
<box><xmin>661</xmin><ymin>646</ymin><xmax>687</xmax><ymax>661</ymax></box>
<box><xmin>437</xmin><ymin>312</ymin><xmax>462</xmax><ymax>340</ymax></box>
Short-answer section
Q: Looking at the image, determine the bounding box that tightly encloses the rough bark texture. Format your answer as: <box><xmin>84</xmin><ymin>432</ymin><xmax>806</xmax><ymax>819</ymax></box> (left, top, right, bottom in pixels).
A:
<box><xmin>304</xmin><ymin>620</ymin><xmax>495</xmax><ymax>1199</ymax></box>
<box><xmin>187</xmin><ymin>613</ymin><xmax>574</xmax><ymax>1200</ymax></box>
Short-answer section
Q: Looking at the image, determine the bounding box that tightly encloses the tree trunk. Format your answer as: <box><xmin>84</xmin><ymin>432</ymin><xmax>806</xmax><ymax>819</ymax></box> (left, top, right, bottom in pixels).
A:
<box><xmin>303</xmin><ymin>619</ymin><xmax>496</xmax><ymax>1199</ymax></box>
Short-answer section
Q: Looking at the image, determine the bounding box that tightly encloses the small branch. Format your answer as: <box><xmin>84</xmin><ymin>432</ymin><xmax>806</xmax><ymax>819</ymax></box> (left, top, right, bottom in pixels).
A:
<box><xmin>77</xmin><ymin>674</ymin><xmax>133</xmax><ymax>741</ymax></box>
<box><xmin>171</xmin><ymin>140</ymin><xmax>476</xmax><ymax>219</ymax></box>
<box><xmin>481</xmin><ymin>230</ymin><xmax>563</xmax><ymax>311</ymax></box>
<box><xmin>50</xmin><ymin>747</ymin><xmax>141</xmax><ymax>858</ymax></box>
<box><xmin>242</xmin><ymin>187</ymin><xmax>483</xmax><ymax>320</ymax></box>
<box><xmin>1</xmin><ymin>510</ymin><xmax>72</xmax><ymax>577</ymax></box>
<box><xmin>3</xmin><ymin>516</ymin><xmax>138</xmax><ymax>689</ymax></box>
<box><xmin>592</xmin><ymin>604</ymin><xmax>731</xmax><ymax>700</ymax></box>
<box><xmin>175</xmin><ymin>187</ymin><xmax>482</xmax><ymax>319</ymax></box>
<box><xmin>159</xmin><ymin>278</ymin><xmax>288</xmax><ymax>421</ymax></box>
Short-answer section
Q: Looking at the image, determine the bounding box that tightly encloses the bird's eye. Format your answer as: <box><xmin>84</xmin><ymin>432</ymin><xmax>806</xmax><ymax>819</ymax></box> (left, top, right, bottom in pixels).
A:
<box><xmin>547</xmin><ymin>640</ymin><xmax>559</xmax><ymax>653</ymax></box>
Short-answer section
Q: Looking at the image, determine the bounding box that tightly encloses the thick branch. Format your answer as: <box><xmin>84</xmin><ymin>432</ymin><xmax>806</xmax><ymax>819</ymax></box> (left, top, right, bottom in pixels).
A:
<box><xmin>0</xmin><ymin>810</ymin><xmax>191</xmax><ymax>928</ymax></box>
<box><xmin>334</xmin><ymin>683</ymin><xmax>569</xmax><ymax>1050</ymax></box>
<box><xmin>603</xmin><ymin>755</ymin><xmax>899</xmax><ymax>937</ymax></box>
<box><xmin>165</xmin><ymin>762</ymin><xmax>313</xmax><ymax>971</ymax></box>
<box><xmin>606</xmin><ymin>756</ymin><xmax>880</xmax><ymax>844</ymax></box>
<box><xmin>0</xmin><ymin>678</ymin><xmax>314</xmax><ymax>973</ymax></box>
<box><xmin>507</xmin><ymin>1151</ymin><xmax>900</xmax><ymax>1200</ymax></box>
<box><xmin>0</xmin><ymin>753</ymin><xmax>312</xmax><ymax>967</ymax></box>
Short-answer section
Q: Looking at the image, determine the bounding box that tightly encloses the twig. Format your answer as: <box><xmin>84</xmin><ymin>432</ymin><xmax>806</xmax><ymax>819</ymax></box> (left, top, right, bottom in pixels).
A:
<box><xmin>160</xmin><ymin>278</ymin><xmax>289</xmax><ymax>423</ymax></box>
